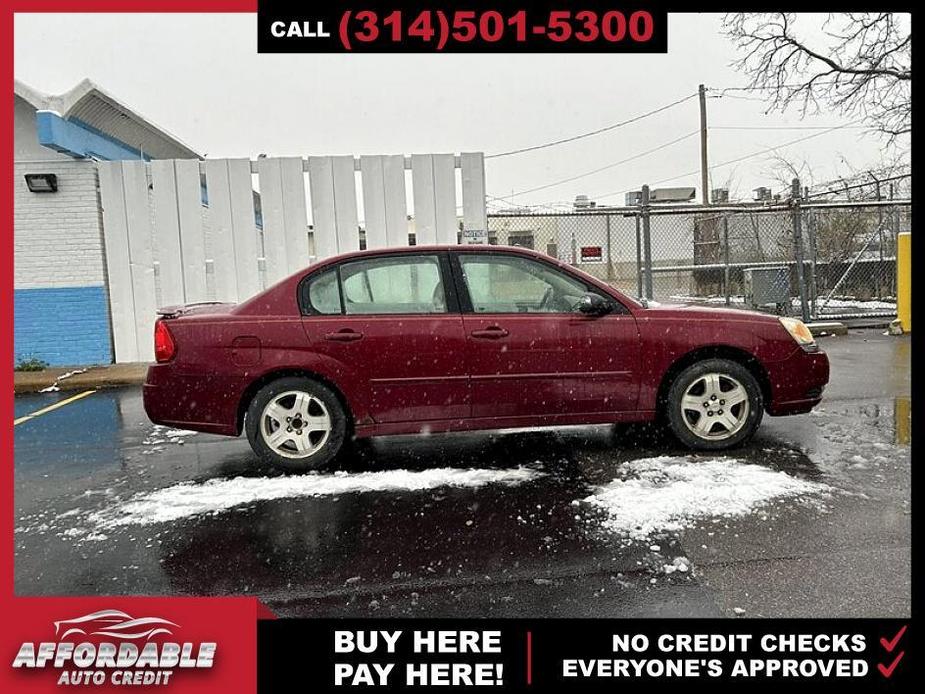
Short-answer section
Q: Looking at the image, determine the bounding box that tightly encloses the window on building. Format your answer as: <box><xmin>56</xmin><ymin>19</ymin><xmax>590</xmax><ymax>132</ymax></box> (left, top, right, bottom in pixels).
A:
<box><xmin>507</xmin><ymin>233</ymin><xmax>535</xmax><ymax>250</ymax></box>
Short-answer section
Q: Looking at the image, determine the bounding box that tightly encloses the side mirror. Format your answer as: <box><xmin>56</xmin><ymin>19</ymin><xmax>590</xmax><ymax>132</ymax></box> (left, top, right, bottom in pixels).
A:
<box><xmin>577</xmin><ymin>293</ymin><xmax>612</xmax><ymax>316</ymax></box>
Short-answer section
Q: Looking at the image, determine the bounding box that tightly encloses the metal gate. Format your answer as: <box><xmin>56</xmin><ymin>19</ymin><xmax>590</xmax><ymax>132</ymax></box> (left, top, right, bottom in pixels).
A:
<box><xmin>98</xmin><ymin>153</ymin><xmax>487</xmax><ymax>362</ymax></box>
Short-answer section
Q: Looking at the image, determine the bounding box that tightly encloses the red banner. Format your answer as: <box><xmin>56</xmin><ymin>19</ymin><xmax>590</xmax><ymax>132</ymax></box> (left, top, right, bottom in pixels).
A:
<box><xmin>1</xmin><ymin>597</ymin><xmax>260</xmax><ymax>693</ymax></box>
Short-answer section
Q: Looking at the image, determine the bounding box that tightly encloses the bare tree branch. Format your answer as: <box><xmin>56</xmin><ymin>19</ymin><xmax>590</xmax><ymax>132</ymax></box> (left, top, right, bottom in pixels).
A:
<box><xmin>723</xmin><ymin>13</ymin><xmax>911</xmax><ymax>147</ymax></box>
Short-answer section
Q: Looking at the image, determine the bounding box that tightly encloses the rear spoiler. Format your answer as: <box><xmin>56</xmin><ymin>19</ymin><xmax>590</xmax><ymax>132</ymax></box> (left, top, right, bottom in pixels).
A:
<box><xmin>156</xmin><ymin>302</ymin><xmax>225</xmax><ymax>319</ymax></box>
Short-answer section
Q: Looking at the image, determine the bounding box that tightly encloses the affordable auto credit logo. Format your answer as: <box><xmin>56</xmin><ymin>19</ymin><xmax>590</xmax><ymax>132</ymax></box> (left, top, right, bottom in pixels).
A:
<box><xmin>11</xmin><ymin>608</ymin><xmax>216</xmax><ymax>686</ymax></box>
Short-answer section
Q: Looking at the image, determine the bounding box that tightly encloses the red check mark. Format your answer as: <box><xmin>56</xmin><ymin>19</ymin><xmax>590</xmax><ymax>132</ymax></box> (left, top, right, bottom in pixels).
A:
<box><xmin>878</xmin><ymin>651</ymin><xmax>904</xmax><ymax>678</ymax></box>
<box><xmin>880</xmin><ymin>625</ymin><xmax>907</xmax><ymax>652</ymax></box>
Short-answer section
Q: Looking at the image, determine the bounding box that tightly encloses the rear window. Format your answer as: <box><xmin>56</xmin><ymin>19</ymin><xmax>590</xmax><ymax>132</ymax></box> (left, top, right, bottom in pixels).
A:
<box><xmin>305</xmin><ymin>268</ymin><xmax>342</xmax><ymax>315</ymax></box>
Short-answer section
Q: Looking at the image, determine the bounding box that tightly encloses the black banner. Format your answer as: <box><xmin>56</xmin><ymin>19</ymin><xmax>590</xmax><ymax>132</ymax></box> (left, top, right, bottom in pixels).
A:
<box><xmin>257</xmin><ymin>1</ymin><xmax>668</xmax><ymax>53</ymax></box>
<box><xmin>258</xmin><ymin>618</ymin><xmax>912</xmax><ymax>692</ymax></box>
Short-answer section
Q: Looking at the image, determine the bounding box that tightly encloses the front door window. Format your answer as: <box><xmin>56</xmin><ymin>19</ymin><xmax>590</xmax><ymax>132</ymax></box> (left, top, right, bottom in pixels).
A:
<box><xmin>458</xmin><ymin>254</ymin><xmax>590</xmax><ymax>314</ymax></box>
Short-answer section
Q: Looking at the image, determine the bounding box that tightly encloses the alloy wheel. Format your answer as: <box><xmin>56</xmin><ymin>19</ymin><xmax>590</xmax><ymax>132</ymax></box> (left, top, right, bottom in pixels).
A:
<box><xmin>680</xmin><ymin>372</ymin><xmax>750</xmax><ymax>441</ymax></box>
<box><xmin>259</xmin><ymin>390</ymin><xmax>332</xmax><ymax>459</ymax></box>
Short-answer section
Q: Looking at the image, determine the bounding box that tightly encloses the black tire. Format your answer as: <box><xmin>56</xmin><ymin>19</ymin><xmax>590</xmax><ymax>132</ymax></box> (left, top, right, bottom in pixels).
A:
<box><xmin>665</xmin><ymin>358</ymin><xmax>763</xmax><ymax>451</ymax></box>
<box><xmin>245</xmin><ymin>376</ymin><xmax>348</xmax><ymax>473</ymax></box>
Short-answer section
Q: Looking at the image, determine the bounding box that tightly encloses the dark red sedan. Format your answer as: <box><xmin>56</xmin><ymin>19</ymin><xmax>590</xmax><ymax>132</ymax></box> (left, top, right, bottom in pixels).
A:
<box><xmin>143</xmin><ymin>245</ymin><xmax>829</xmax><ymax>472</ymax></box>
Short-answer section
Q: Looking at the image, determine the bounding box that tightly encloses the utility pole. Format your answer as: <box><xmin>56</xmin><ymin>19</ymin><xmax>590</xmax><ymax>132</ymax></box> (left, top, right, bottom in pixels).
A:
<box><xmin>869</xmin><ymin>171</ymin><xmax>884</xmax><ymax>300</ymax></box>
<box><xmin>791</xmin><ymin>178</ymin><xmax>811</xmax><ymax>323</ymax></box>
<box><xmin>699</xmin><ymin>84</ymin><xmax>709</xmax><ymax>205</ymax></box>
<box><xmin>641</xmin><ymin>184</ymin><xmax>653</xmax><ymax>299</ymax></box>
<box><xmin>694</xmin><ymin>84</ymin><xmax>718</xmax><ymax>295</ymax></box>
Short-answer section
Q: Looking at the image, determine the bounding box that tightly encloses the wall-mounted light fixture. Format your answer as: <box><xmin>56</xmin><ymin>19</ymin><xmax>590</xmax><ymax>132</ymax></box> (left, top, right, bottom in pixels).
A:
<box><xmin>24</xmin><ymin>173</ymin><xmax>58</xmax><ymax>193</ymax></box>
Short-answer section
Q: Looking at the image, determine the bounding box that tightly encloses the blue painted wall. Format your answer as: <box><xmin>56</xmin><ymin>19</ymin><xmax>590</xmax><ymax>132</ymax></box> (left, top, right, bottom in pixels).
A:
<box><xmin>36</xmin><ymin>111</ymin><xmax>151</xmax><ymax>161</ymax></box>
<box><xmin>15</xmin><ymin>285</ymin><xmax>113</xmax><ymax>366</ymax></box>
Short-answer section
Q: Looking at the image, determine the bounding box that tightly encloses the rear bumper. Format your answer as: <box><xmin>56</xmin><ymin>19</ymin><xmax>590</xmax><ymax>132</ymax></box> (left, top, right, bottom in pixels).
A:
<box><xmin>143</xmin><ymin>365</ymin><xmax>240</xmax><ymax>436</ymax></box>
<box><xmin>766</xmin><ymin>347</ymin><xmax>830</xmax><ymax>416</ymax></box>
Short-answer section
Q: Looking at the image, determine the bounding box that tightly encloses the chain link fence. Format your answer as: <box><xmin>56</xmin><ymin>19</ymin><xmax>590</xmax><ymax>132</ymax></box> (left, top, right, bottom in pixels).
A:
<box><xmin>487</xmin><ymin>196</ymin><xmax>910</xmax><ymax>321</ymax></box>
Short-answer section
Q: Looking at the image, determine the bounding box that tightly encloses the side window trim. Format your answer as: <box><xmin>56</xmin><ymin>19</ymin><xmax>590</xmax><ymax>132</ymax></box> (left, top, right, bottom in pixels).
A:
<box><xmin>448</xmin><ymin>251</ymin><xmax>474</xmax><ymax>314</ymax></box>
<box><xmin>335</xmin><ymin>264</ymin><xmax>347</xmax><ymax>314</ymax></box>
<box><xmin>437</xmin><ymin>252</ymin><xmax>462</xmax><ymax>314</ymax></box>
<box><xmin>449</xmin><ymin>251</ymin><xmax>628</xmax><ymax>316</ymax></box>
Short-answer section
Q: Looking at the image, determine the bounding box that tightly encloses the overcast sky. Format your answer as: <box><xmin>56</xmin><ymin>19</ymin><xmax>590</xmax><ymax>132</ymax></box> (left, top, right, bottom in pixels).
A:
<box><xmin>14</xmin><ymin>13</ymin><xmax>906</xmax><ymax>209</ymax></box>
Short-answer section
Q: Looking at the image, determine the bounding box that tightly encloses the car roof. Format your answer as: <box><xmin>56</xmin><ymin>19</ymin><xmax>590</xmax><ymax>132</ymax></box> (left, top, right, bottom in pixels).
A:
<box><xmin>237</xmin><ymin>242</ymin><xmax>642</xmax><ymax>316</ymax></box>
<box><xmin>316</xmin><ymin>244</ymin><xmax>542</xmax><ymax>265</ymax></box>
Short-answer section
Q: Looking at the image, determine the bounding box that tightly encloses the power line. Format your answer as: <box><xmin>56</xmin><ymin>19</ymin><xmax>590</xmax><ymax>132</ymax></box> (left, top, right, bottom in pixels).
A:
<box><xmin>708</xmin><ymin>93</ymin><xmax>770</xmax><ymax>103</ymax></box>
<box><xmin>708</xmin><ymin>82</ymin><xmax>842</xmax><ymax>94</ymax></box>
<box><xmin>711</xmin><ymin>125</ymin><xmax>866</xmax><ymax>131</ymax></box>
<box><xmin>486</xmin><ymin>194</ymin><xmax>563</xmax><ymax>214</ymax></box>
<box><xmin>588</xmin><ymin>121</ymin><xmax>862</xmax><ymax>202</ymax></box>
<box><xmin>486</xmin><ymin>92</ymin><xmax>698</xmax><ymax>160</ymax></box>
<box><xmin>499</xmin><ymin>130</ymin><xmax>699</xmax><ymax>199</ymax></box>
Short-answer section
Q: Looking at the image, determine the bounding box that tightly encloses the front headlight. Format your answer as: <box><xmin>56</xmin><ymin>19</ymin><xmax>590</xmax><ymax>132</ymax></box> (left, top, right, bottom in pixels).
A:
<box><xmin>779</xmin><ymin>317</ymin><xmax>817</xmax><ymax>350</ymax></box>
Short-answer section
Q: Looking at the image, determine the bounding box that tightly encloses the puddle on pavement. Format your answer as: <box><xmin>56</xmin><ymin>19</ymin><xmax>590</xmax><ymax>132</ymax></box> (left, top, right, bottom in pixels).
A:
<box><xmin>825</xmin><ymin>397</ymin><xmax>911</xmax><ymax>447</ymax></box>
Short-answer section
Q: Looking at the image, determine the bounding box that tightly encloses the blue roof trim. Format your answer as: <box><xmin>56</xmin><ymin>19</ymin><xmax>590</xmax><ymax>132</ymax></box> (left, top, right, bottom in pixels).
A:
<box><xmin>36</xmin><ymin>111</ymin><xmax>151</xmax><ymax>161</ymax></box>
<box><xmin>33</xmin><ymin>111</ymin><xmax>263</xmax><ymax>228</ymax></box>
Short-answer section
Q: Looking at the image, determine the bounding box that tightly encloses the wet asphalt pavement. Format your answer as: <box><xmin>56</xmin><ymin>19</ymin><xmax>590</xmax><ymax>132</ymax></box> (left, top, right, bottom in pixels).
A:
<box><xmin>15</xmin><ymin>330</ymin><xmax>910</xmax><ymax>618</ymax></box>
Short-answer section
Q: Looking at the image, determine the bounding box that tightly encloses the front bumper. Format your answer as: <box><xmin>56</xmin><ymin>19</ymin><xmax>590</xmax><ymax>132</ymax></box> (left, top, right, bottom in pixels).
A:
<box><xmin>766</xmin><ymin>347</ymin><xmax>830</xmax><ymax>416</ymax></box>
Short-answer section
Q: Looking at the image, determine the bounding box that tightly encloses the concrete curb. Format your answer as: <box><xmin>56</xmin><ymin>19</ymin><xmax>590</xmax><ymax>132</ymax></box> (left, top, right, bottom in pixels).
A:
<box><xmin>14</xmin><ymin>363</ymin><xmax>149</xmax><ymax>394</ymax></box>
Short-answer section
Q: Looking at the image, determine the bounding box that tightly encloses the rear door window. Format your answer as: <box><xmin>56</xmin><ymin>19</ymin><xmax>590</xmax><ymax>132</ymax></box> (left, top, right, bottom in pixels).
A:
<box><xmin>340</xmin><ymin>255</ymin><xmax>448</xmax><ymax>315</ymax></box>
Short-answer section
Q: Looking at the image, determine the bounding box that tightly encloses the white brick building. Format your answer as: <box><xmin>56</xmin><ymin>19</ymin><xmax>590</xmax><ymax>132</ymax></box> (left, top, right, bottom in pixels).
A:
<box><xmin>14</xmin><ymin>79</ymin><xmax>201</xmax><ymax>366</ymax></box>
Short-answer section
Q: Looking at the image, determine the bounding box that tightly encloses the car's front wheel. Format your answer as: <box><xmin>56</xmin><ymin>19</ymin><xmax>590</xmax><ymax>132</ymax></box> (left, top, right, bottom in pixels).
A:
<box><xmin>245</xmin><ymin>376</ymin><xmax>347</xmax><ymax>472</ymax></box>
<box><xmin>665</xmin><ymin>359</ymin><xmax>763</xmax><ymax>450</ymax></box>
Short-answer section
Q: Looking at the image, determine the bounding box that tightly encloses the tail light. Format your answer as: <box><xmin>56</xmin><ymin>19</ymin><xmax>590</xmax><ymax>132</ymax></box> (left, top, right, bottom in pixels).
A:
<box><xmin>154</xmin><ymin>320</ymin><xmax>176</xmax><ymax>363</ymax></box>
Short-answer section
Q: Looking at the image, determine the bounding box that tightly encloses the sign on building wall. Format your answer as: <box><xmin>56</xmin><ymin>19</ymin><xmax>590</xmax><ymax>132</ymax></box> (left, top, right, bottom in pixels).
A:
<box><xmin>580</xmin><ymin>246</ymin><xmax>604</xmax><ymax>263</ymax></box>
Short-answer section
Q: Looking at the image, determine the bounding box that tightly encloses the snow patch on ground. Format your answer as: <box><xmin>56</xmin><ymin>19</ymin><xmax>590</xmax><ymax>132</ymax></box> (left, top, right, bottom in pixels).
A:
<box><xmin>163</xmin><ymin>428</ymin><xmax>197</xmax><ymax>438</ymax></box>
<box><xmin>88</xmin><ymin>467</ymin><xmax>543</xmax><ymax>529</ymax></box>
<box><xmin>142</xmin><ymin>425</ymin><xmax>198</xmax><ymax>446</ymax></box>
<box><xmin>39</xmin><ymin>368</ymin><xmax>88</xmax><ymax>393</ymax></box>
<box><xmin>582</xmin><ymin>456</ymin><xmax>830</xmax><ymax>541</ymax></box>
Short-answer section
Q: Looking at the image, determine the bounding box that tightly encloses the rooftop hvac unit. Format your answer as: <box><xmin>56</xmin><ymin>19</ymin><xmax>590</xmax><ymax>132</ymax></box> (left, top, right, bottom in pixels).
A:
<box><xmin>650</xmin><ymin>186</ymin><xmax>696</xmax><ymax>203</ymax></box>
<box><xmin>711</xmin><ymin>188</ymin><xmax>729</xmax><ymax>204</ymax></box>
<box><xmin>625</xmin><ymin>191</ymin><xmax>643</xmax><ymax>206</ymax></box>
<box><xmin>753</xmin><ymin>187</ymin><xmax>773</xmax><ymax>201</ymax></box>
<box><xmin>744</xmin><ymin>266</ymin><xmax>790</xmax><ymax>312</ymax></box>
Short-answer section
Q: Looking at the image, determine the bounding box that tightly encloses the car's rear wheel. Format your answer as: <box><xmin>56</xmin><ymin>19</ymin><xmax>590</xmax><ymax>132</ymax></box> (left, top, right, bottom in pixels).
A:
<box><xmin>665</xmin><ymin>358</ymin><xmax>763</xmax><ymax>450</ymax></box>
<box><xmin>245</xmin><ymin>377</ymin><xmax>347</xmax><ymax>472</ymax></box>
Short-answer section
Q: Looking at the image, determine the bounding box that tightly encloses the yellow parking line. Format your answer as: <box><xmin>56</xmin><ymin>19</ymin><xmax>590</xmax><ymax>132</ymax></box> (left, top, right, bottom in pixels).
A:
<box><xmin>14</xmin><ymin>390</ymin><xmax>97</xmax><ymax>426</ymax></box>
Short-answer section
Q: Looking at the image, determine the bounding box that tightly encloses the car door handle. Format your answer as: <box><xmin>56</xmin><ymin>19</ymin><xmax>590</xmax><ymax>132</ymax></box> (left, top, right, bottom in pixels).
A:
<box><xmin>324</xmin><ymin>329</ymin><xmax>364</xmax><ymax>342</ymax></box>
<box><xmin>471</xmin><ymin>327</ymin><xmax>509</xmax><ymax>339</ymax></box>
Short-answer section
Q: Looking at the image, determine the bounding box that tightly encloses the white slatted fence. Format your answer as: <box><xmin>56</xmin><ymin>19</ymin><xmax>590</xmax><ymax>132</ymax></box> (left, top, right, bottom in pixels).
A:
<box><xmin>97</xmin><ymin>153</ymin><xmax>486</xmax><ymax>363</ymax></box>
